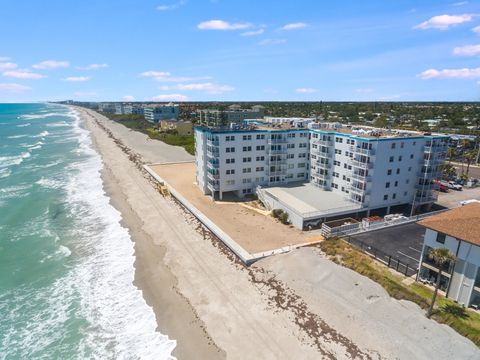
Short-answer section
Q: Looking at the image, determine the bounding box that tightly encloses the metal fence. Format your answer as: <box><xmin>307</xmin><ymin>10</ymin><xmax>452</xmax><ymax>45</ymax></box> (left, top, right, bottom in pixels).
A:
<box><xmin>340</xmin><ymin>232</ymin><xmax>418</xmax><ymax>277</ymax></box>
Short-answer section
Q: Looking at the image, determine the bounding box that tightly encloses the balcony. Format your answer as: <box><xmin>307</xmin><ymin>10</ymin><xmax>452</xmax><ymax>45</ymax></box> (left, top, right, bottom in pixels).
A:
<box><xmin>417</xmin><ymin>171</ymin><xmax>440</xmax><ymax>179</ymax></box>
<box><xmin>314</xmin><ymin>139</ymin><xmax>333</xmax><ymax>147</ymax></box>
<box><xmin>349</xmin><ymin>184</ymin><xmax>369</xmax><ymax>195</ymax></box>
<box><xmin>268</xmin><ymin>137</ymin><xmax>288</xmax><ymax>144</ymax></box>
<box><xmin>207</xmin><ymin>160</ymin><xmax>220</xmax><ymax>169</ymax></box>
<box><xmin>355</xmin><ymin>147</ymin><xmax>375</xmax><ymax>156</ymax></box>
<box><xmin>268</xmin><ymin>147</ymin><xmax>286</xmax><ymax>154</ymax></box>
<box><xmin>207</xmin><ymin>172</ymin><xmax>220</xmax><ymax>181</ymax></box>
<box><xmin>314</xmin><ymin>172</ymin><xmax>330</xmax><ymax>180</ymax></box>
<box><xmin>206</xmin><ymin>150</ymin><xmax>220</xmax><ymax>158</ymax></box>
<box><xmin>350</xmin><ymin>159</ymin><xmax>373</xmax><ymax>169</ymax></box>
<box><xmin>316</xmin><ymin>151</ymin><xmax>331</xmax><ymax>159</ymax></box>
<box><xmin>315</xmin><ymin>161</ymin><xmax>332</xmax><ymax>169</ymax></box>
<box><xmin>415</xmin><ymin>183</ymin><xmax>438</xmax><ymax>191</ymax></box>
<box><xmin>207</xmin><ymin>180</ymin><xmax>220</xmax><ymax>191</ymax></box>
<box><xmin>350</xmin><ymin>172</ymin><xmax>372</xmax><ymax>182</ymax></box>
<box><xmin>207</xmin><ymin>139</ymin><xmax>220</xmax><ymax>147</ymax></box>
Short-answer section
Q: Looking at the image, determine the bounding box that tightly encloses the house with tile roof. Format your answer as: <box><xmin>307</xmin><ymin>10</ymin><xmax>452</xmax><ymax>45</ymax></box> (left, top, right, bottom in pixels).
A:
<box><xmin>417</xmin><ymin>203</ymin><xmax>480</xmax><ymax>309</ymax></box>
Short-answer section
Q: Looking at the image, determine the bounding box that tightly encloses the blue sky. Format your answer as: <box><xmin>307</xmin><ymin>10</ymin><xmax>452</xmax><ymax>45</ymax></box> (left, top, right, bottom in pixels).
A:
<box><xmin>1</xmin><ymin>0</ymin><xmax>480</xmax><ymax>102</ymax></box>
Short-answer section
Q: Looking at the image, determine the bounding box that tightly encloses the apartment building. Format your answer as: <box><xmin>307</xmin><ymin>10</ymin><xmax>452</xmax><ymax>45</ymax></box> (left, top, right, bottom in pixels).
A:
<box><xmin>144</xmin><ymin>103</ymin><xmax>179</xmax><ymax>123</ymax></box>
<box><xmin>417</xmin><ymin>204</ymin><xmax>480</xmax><ymax>309</ymax></box>
<box><xmin>114</xmin><ymin>103</ymin><xmax>125</xmax><ymax>115</ymax></box>
<box><xmin>195</xmin><ymin>124</ymin><xmax>310</xmax><ymax>200</ymax></box>
<box><xmin>97</xmin><ymin>103</ymin><xmax>116</xmax><ymax>114</ymax></box>
<box><xmin>197</xmin><ymin>105</ymin><xmax>265</xmax><ymax>127</ymax></box>
<box><xmin>123</xmin><ymin>104</ymin><xmax>144</xmax><ymax>115</ymax></box>
<box><xmin>194</xmin><ymin>121</ymin><xmax>448</xmax><ymax>228</ymax></box>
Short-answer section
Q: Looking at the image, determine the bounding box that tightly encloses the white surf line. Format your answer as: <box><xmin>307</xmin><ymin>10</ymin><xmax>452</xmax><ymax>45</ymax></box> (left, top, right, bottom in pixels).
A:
<box><xmin>397</xmin><ymin>251</ymin><xmax>419</xmax><ymax>263</ymax></box>
<box><xmin>409</xmin><ymin>247</ymin><xmax>422</xmax><ymax>253</ymax></box>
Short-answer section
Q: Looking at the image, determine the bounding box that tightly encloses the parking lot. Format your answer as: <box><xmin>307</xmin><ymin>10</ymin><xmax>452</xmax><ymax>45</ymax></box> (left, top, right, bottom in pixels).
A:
<box><xmin>349</xmin><ymin>222</ymin><xmax>425</xmax><ymax>271</ymax></box>
<box><xmin>436</xmin><ymin>186</ymin><xmax>480</xmax><ymax>208</ymax></box>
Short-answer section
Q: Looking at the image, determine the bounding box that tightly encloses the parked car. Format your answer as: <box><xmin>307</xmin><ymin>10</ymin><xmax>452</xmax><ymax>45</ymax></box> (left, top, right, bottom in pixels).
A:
<box><xmin>434</xmin><ymin>181</ymin><xmax>449</xmax><ymax>192</ymax></box>
<box><xmin>448</xmin><ymin>181</ymin><xmax>463</xmax><ymax>191</ymax></box>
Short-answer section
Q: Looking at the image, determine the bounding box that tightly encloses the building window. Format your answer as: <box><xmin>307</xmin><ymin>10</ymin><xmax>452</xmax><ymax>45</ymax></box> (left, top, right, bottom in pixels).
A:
<box><xmin>297</xmin><ymin>172</ymin><xmax>305</xmax><ymax>178</ymax></box>
<box><xmin>398</xmin><ymin>156</ymin><xmax>402</xmax><ymax>162</ymax></box>
<box><xmin>393</xmin><ymin>193</ymin><xmax>396</xmax><ymax>199</ymax></box>
<box><xmin>226</xmin><ymin>147</ymin><xmax>235</xmax><ymax>153</ymax></box>
<box><xmin>436</xmin><ymin>233</ymin><xmax>446</xmax><ymax>244</ymax></box>
<box><xmin>243</xmin><ymin>157</ymin><xmax>252</xmax><ymax>163</ymax></box>
<box><xmin>396</xmin><ymin>168</ymin><xmax>400</xmax><ymax>174</ymax></box>
<box><xmin>226</xmin><ymin>180</ymin><xmax>235</xmax><ymax>185</ymax></box>
<box><xmin>256</xmin><ymin>145</ymin><xmax>265</xmax><ymax>151</ymax></box>
<box><xmin>242</xmin><ymin>146</ymin><xmax>252</xmax><ymax>152</ymax></box>
<box><xmin>226</xmin><ymin>169</ymin><xmax>235</xmax><ymax>175</ymax></box>
<box><xmin>287</xmin><ymin>143</ymin><xmax>295</xmax><ymax>149</ymax></box>
<box><xmin>394</xmin><ymin>181</ymin><xmax>398</xmax><ymax>187</ymax></box>
<box><xmin>287</xmin><ymin>153</ymin><xmax>294</xmax><ymax>159</ymax></box>
<box><xmin>391</xmin><ymin>143</ymin><xmax>396</xmax><ymax>149</ymax></box>
<box><xmin>410</xmin><ymin>154</ymin><xmax>414</xmax><ymax>159</ymax></box>
<box><xmin>226</xmin><ymin>158</ymin><xmax>235</xmax><ymax>164</ymax></box>
<box><xmin>256</xmin><ymin>167</ymin><xmax>264</xmax><ymax>172</ymax></box>
<box><xmin>384</xmin><ymin>194</ymin><xmax>388</xmax><ymax>200</ymax></box>
<box><xmin>387</xmin><ymin>169</ymin><xmax>392</xmax><ymax>175</ymax></box>
<box><xmin>298</xmin><ymin>163</ymin><xmax>306</xmax><ymax>168</ymax></box>
<box><xmin>386</xmin><ymin>182</ymin><xmax>390</xmax><ymax>188</ymax></box>
<box><xmin>256</xmin><ymin>156</ymin><xmax>265</xmax><ymax>161</ymax></box>
<box><xmin>256</xmin><ymin>134</ymin><xmax>265</xmax><ymax>140</ymax></box>
<box><xmin>389</xmin><ymin>156</ymin><xmax>394</xmax><ymax>162</ymax></box>
<box><xmin>242</xmin><ymin>168</ymin><xmax>252</xmax><ymax>173</ymax></box>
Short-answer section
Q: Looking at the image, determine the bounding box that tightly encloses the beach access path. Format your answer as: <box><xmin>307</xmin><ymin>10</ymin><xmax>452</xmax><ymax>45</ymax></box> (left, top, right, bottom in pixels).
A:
<box><xmin>77</xmin><ymin>107</ymin><xmax>480</xmax><ymax>360</ymax></box>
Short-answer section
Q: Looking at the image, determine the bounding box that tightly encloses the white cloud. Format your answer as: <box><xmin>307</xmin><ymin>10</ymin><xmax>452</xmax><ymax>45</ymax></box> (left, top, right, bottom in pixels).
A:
<box><xmin>0</xmin><ymin>62</ymin><xmax>17</xmax><ymax>71</ymax></box>
<box><xmin>295</xmin><ymin>87</ymin><xmax>317</xmax><ymax>93</ymax></box>
<box><xmin>0</xmin><ymin>57</ymin><xmax>11</xmax><ymax>61</ymax></box>
<box><xmin>152</xmin><ymin>93</ymin><xmax>188</xmax><ymax>101</ymax></box>
<box><xmin>414</xmin><ymin>14</ymin><xmax>474</xmax><ymax>30</ymax></box>
<box><xmin>453</xmin><ymin>1</ymin><xmax>468</xmax><ymax>6</ymax></box>
<box><xmin>473</xmin><ymin>25</ymin><xmax>480</xmax><ymax>34</ymax></box>
<box><xmin>63</xmin><ymin>76</ymin><xmax>90</xmax><ymax>82</ymax></box>
<box><xmin>258</xmin><ymin>38</ymin><xmax>287</xmax><ymax>45</ymax></box>
<box><xmin>282</xmin><ymin>22</ymin><xmax>308</xmax><ymax>30</ymax></box>
<box><xmin>123</xmin><ymin>95</ymin><xmax>135</xmax><ymax>101</ymax></box>
<box><xmin>241</xmin><ymin>28</ymin><xmax>265</xmax><ymax>36</ymax></box>
<box><xmin>74</xmin><ymin>91</ymin><xmax>97</xmax><ymax>97</ymax></box>
<box><xmin>76</xmin><ymin>63</ymin><xmax>108</xmax><ymax>70</ymax></box>
<box><xmin>156</xmin><ymin>0</ymin><xmax>185</xmax><ymax>11</ymax></box>
<box><xmin>140</xmin><ymin>70</ymin><xmax>210</xmax><ymax>82</ymax></box>
<box><xmin>174</xmin><ymin>82</ymin><xmax>234</xmax><ymax>93</ymax></box>
<box><xmin>32</xmin><ymin>60</ymin><xmax>70</xmax><ymax>69</ymax></box>
<box><xmin>0</xmin><ymin>83</ymin><xmax>31</xmax><ymax>93</ymax></box>
<box><xmin>3</xmin><ymin>69</ymin><xmax>46</xmax><ymax>79</ymax></box>
<box><xmin>453</xmin><ymin>44</ymin><xmax>480</xmax><ymax>56</ymax></box>
<box><xmin>418</xmin><ymin>67</ymin><xmax>480</xmax><ymax>79</ymax></box>
<box><xmin>197</xmin><ymin>20</ymin><xmax>252</xmax><ymax>31</ymax></box>
<box><xmin>378</xmin><ymin>95</ymin><xmax>402</xmax><ymax>101</ymax></box>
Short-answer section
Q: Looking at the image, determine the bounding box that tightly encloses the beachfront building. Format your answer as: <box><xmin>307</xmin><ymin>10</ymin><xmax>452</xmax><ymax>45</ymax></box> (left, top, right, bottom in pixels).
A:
<box><xmin>98</xmin><ymin>103</ymin><xmax>116</xmax><ymax>114</ymax></box>
<box><xmin>417</xmin><ymin>204</ymin><xmax>480</xmax><ymax>309</ymax></box>
<box><xmin>123</xmin><ymin>104</ymin><xmax>144</xmax><ymax>115</ymax></box>
<box><xmin>144</xmin><ymin>103</ymin><xmax>180</xmax><ymax>123</ymax></box>
<box><xmin>115</xmin><ymin>103</ymin><xmax>125</xmax><ymax>115</ymax></box>
<box><xmin>197</xmin><ymin>105</ymin><xmax>265</xmax><ymax>127</ymax></box>
<box><xmin>194</xmin><ymin>121</ymin><xmax>448</xmax><ymax>228</ymax></box>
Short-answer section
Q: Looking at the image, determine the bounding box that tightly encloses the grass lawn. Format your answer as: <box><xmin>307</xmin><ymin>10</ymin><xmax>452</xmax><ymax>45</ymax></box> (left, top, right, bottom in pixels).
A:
<box><xmin>319</xmin><ymin>238</ymin><xmax>480</xmax><ymax>347</ymax></box>
<box><xmin>102</xmin><ymin>113</ymin><xmax>195</xmax><ymax>155</ymax></box>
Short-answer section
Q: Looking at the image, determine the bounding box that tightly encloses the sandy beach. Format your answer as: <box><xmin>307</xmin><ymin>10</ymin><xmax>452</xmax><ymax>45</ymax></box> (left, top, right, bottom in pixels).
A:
<box><xmin>77</xmin><ymin>107</ymin><xmax>480</xmax><ymax>360</ymax></box>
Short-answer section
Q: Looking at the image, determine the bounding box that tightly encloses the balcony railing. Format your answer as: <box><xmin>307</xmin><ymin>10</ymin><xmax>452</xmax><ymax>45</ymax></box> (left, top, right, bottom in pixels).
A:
<box><xmin>415</xmin><ymin>194</ymin><xmax>438</xmax><ymax>203</ymax></box>
<box><xmin>314</xmin><ymin>139</ymin><xmax>333</xmax><ymax>147</ymax></box>
<box><xmin>207</xmin><ymin>139</ymin><xmax>220</xmax><ymax>146</ymax></box>
<box><xmin>314</xmin><ymin>172</ymin><xmax>329</xmax><ymax>180</ymax></box>
<box><xmin>268</xmin><ymin>147</ymin><xmax>286</xmax><ymax>154</ymax></box>
<box><xmin>348</xmin><ymin>184</ymin><xmax>370</xmax><ymax>195</ymax></box>
<box><xmin>207</xmin><ymin>160</ymin><xmax>220</xmax><ymax>169</ymax></box>
<box><xmin>350</xmin><ymin>159</ymin><xmax>373</xmax><ymax>169</ymax></box>
<box><xmin>415</xmin><ymin>183</ymin><xmax>438</xmax><ymax>191</ymax></box>
<box><xmin>355</xmin><ymin>147</ymin><xmax>375</xmax><ymax>156</ymax></box>
<box><xmin>315</xmin><ymin>160</ymin><xmax>332</xmax><ymax>168</ymax></box>
<box><xmin>268</xmin><ymin>137</ymin><xmax>288</xmax><ymax>144</ymax></box>
<box><xmin>316</xmin><ymin>151</ymin><xmax>331</xmax><ymax>159</ymax></box>
<box><xmin>350</xmin><ymin>172</ymin><xmax>372</xmax><ymax>182</ymax></box>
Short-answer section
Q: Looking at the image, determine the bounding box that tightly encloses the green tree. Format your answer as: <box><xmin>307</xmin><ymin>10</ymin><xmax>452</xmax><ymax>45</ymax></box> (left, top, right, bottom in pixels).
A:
<box><xmin>447</xmin><ymin>147</ymin><xmax>456</xmax><ymax>163</ymax></box>
<box><xmin>439</xmin><ymin>163</ymin><xmax>457</xmax><ymax>179</ymax></box>
<box><xmin>465</xmin><ymin>150</ymin><xmax>477</xmax><ymax>178</ymax></box>
<box><xmin>426</xmin><ymin>248</ymin><xmax>456</xmax><ymax>319</ymax></box>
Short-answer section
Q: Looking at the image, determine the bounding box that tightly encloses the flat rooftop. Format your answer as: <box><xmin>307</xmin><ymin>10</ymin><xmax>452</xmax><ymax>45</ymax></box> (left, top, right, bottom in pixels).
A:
<box><xmin>263</xmin><ymin>183</ymin><xmax>362</xmax><ymax>219</ymax></box>
<box><xmin>148</xmin><ymin>162</ymin><xmax>319</xmax><ymax>254</ymax></box>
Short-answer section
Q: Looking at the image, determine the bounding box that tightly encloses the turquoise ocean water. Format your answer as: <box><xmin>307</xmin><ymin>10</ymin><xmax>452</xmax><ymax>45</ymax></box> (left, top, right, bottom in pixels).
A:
<box><xmin>0</xmin><ymin>104</ymin><xmax>175</xmax><ymax>359</ymax></box>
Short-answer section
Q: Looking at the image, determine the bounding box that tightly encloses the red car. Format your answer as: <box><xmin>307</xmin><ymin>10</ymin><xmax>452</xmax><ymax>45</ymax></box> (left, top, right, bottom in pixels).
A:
<box><xmin>433</xmin><ymin>181</ymin><xmax>449</xmax><ymax>192</ymax></box>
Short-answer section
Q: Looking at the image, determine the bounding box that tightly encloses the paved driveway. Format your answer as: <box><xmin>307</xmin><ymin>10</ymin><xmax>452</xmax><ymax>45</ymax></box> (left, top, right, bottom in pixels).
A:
<box><xmin>349</xmin><ymin>222</ymin><xmax>425</xmax><ymax>269</ymax></box>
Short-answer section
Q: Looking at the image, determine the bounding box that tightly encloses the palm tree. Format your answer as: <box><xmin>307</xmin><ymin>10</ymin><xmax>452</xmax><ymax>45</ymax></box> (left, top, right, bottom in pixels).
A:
<box><xmin>447</xmin><ymin>147</ymin><xmax>456</xmax><ymax>164</ymax></box>
<box><xmin>460</xmin><ymin>139</ymin><xmax>470</xmax><ymax>175</ymax></box>
<box><xmin>426</xmin><ymin>247</ymin><xmax>456</xmax><ymax>319</ymax></box>
<box><xmin>464</xmin><ymin>150</ymin><xmax>477</xmax><ymax>178</ymax></box>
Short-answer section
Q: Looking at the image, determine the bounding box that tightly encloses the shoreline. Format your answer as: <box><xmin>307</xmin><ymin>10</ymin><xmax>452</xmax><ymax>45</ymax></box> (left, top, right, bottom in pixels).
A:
<box><xmin>81</xmin><ymin>109</ymin><xmax>225</xmax><ymax>359</ymax></box>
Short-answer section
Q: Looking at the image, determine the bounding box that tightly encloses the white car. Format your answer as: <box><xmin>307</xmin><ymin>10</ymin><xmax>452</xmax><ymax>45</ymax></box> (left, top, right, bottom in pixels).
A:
<box><xmin>448</xmin><ymin>181</ymin><xmax>463</xmax><ymax>191</ymax></box>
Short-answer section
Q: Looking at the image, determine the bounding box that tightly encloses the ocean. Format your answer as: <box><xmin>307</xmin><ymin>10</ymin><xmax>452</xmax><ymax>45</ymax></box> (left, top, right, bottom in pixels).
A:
<box><xmin>0</xmin><ymin>104</ymin><xmax>176</xmax><ymax>359</ymax></box>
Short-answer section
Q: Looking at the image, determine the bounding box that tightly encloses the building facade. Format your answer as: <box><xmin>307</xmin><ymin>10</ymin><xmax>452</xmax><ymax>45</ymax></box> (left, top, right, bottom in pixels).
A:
<box><xmin>144</xmin><ymin>103</ymin><xmax>180</xmax><ymax>123</ymax></box>
<box><xmin>123</xmin><ymin>104</ymin><xmax>144</xmax><ymax>115</ymax></box>
<box><xmin>417</xmin><ymin>204</ymin><xmax>480</xmax><ymax>309</ymax></box>
<box><xmin>195</xmin><ymin>122</ymin><xmax>448</xmax><ymax>213</ymax></box>
<box><xmin>197</xmin><ymin>105</ymin><xmax>265</xmax><ymax>127</ymax></box>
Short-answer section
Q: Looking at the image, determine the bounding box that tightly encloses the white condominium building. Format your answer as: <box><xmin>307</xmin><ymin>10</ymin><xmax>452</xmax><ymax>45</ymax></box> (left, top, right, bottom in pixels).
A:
<box><xmin>194</xmin><ymin>121</ymin><xmax>448</xmax><ymax>227</ymax></box>
<box><xmin>144</xmin><ymin>103</ymin><xmax>179</xmax><ymax>123</ymax></box>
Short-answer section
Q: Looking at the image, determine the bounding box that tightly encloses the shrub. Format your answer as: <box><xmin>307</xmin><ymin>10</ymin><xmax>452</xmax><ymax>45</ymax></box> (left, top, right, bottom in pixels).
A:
<box><xmin>272</xmin><ymin>209</ymin><xmax>283</xmax><ymax>218</ymax></box>
<box><xmin>278</xmin><ymin>212</ymin><xmax>289</xmax><ymax>224</ymax></box>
